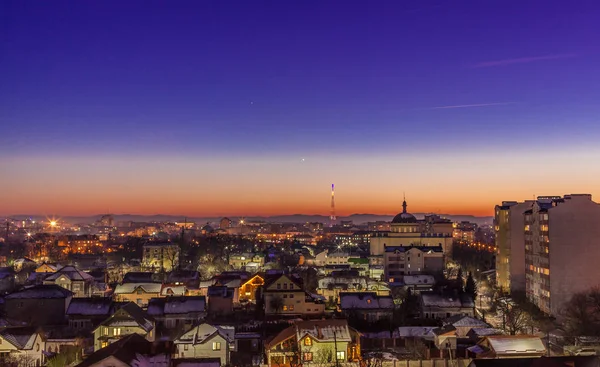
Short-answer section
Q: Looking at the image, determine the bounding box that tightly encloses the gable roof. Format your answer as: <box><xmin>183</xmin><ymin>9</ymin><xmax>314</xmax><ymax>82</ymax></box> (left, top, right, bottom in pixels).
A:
<box><xmin>114</xmin><ymin>282</ymin><xmax>162</xmax><ymax>294</ymax></box>
<box><xmin>66</xmin><ymin>297</ymin><xmax>115</xmax><ymax>316</ymax></box>
<box><xmin>340</xmin><ymin>292</ymin><xmax>394</xmax><ymax>310</ymax></box>
<box><xmin>263</xmin><ymin>273</ymin><xmax>303</xmax><ymax>291</ymax></box>
<box><xmin>0</xmin><ymin>327</ymin><xmax>41</xmax><ymax>350</ymax></box>
<box><xmin>267</xmin><ymin>319</ymin><xmax>352</xmax><ymax>349</ymax></box>
<box><xmin>5</xmin><ymin>284</ymin><xmax>73</xmax><ymax>299</ymax></box>
<box><xmin>161</xmin><ymin>284</ymin><xmax>187</xmax><ymax>296</ymax></box>
<box><xmin>97</xmin><ymin>302</ymin><xmax>154</xmax><ymax>332</ymax></box>
<box><xmin>444</xmin><ymin>315</ymin><xmax>489</xmax><ymax>328</ymax></box>
<box><xmin>175</xmin><ymin>323</ymin><xmax>234</xmax><ymax>345</ymax></box>
<box><xmin>74</xmin><ymin>333</ymin><xmax>153</xmax><ymax>367</ymax></box>
<box><xmin>44</xmin><ymin>266</ymin><xmax>94</xmax><ymax>281</ymax></box>
<box><xmin>147</xmin><ymin>296</ymin><xmax>206</xmax><ymax>316</ymax></box>
<box><xmin>485</xmin><ymin>335</ymin><xmax>546</xmax><ymax>355</ymax></box>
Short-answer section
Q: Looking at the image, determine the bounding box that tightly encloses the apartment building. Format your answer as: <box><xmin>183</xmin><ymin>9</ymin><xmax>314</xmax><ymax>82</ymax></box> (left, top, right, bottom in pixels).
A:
<box><xmin>142</xmin><ymin>243</ymin><xmax>180</xmax><ymax>272</ymax></box>
<box><xmin>384</xmin><ymin>245</ymin><xmax>444</xmax><ymax>283</ymax></box>
<box><xmin>494</xmin><ymin>201</ymin><xmax>534</xmax><ymax>294</ymax></box>
<box><xmin>524</xmin><ymin>194</ymin><xmax>600</xmax><ymax>316</ymax></box>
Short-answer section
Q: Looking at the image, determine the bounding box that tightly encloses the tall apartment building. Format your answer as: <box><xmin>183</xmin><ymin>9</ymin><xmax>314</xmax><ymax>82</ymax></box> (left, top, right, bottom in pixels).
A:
<box><xmin>494</xmin><ymin>201</ymin><xmax>534</xmax><ymax>294</ymax></box>
<box><xmin>524</xmin><ymin>194</ymin><xmax>600</xmax><ymax>316</ymax></box>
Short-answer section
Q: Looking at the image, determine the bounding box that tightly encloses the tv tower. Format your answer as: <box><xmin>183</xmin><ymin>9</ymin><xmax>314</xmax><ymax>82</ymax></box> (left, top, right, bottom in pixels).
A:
<box><xmin>330</xmin><ymin>183</ymin><xmax>336</xmax><ymax>227</ymax></box>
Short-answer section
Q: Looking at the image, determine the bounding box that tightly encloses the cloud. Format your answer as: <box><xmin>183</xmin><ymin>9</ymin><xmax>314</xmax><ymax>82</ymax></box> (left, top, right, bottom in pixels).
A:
<box><xmin>472</xmin><ymin>54</ymin><xmax>578</xmax><ymax>68</ymax></box>
<box><xmin>430</xmin><ymin>102</ymin><xmax>515</xmax><ymax>110</ymax></box>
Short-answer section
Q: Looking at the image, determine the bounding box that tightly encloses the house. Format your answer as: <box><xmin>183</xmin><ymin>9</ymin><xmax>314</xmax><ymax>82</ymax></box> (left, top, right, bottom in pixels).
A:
<box><xmin>167</xmin><ymin>270</ymin><xmax>201</xmax><ymax>288</ymax></box>
<box><xmin>432</xmin><ymin>325</ymin><xmax>457</xmax><ymax>354</ymax></box>
<box><xmin>0</xmin><ymin>268</ymin><xmax>15</xmax><ymax>293</ymax></box>
<box><xmin>403</xmin><ymin>275</ymin><xmax>436</xmax><ymax>293</ymax></box>
<box><xmin>443</xmin><ymin>315</ymin><xmax>490</xmax><ymax>337</ymax></box>
<box><xmin>43</xmin><ymin>326</ymin><xmax>84</xmax><ymax>357</ymax></box>
<box><xmin>92</xmin><ymin>302</ymin><xmax>155</xmax><ymax>351</ymax></box>
<box><xmin>239</xmin><ymin>274</ymin><xmax>264</xmax><ymax>303</ymax></box>
<box><xmin>213</xmin><ymin>271</ymin><xmax>248</xmax><ymax>304</ymax></box>
<box><xmin>420</xmin><ymin>291</ymin><xmax>475</xmax><ymax>319</ymax></box>
<box><xmin>304</xmin><ymin>250</ymin><xmax>328</xmax><ymax>267</ymax></box>
<box><xmin>467</xmin><ymin>335</ymin><xmax>546</xmax><ymax>359</ymax></box>
<box><xmin>384</xmin><ymin>245</ymin><xmax>445</xmax><ymax>283</ymax></box>
<box><xmin>4</xmin><ymin>284</ymin><xmax>72</xmax><ymax>326</ymax></box>
<box><xmin>75</xmin><ymin>333</ymin><xmax>170</xmax><ymax>367</ymax></box>
<box><xmin>142</xmin><ymin>242</ymin><xmax>180</xmax><ymax>272</ymax></box>
<box><xmin>206</xmin><ymin>286</ymin><xmax>234</xmax><ymax>316</ymax></box>
<box><xmin>263</xmin><ymin>274</ymin><xmax>325</xmax><ymax>318</ymax></box>
<box><xmin>147</xmin><ymin>296</ymin><xmax>206</xmax><ymax>337</ymax></box>
<box><xmin>113</xmin><ymin>282</ymin><xmax>162</xmax><ymax>307</ymax></box>
<box><xmin>122</xmin><ymin>271</ymin><xmax>161</xmax><ymax>283</ymax></box>
<box><xmin>35</xmin><ymin>263</ymin><xmax>60</xmax><ymax>273</ymax></box>
<box><xmin>265</xmin><ymin>319</ymin><xmax>361</xmax><ymax>366</ymax></box>
<box><xmin>229</xmin><ymin>253</ymin><xmax>264</xmax><ymax>270</ymax></box>
<box><xmin>174</xmin><ymin>323</ymin><xmax>236</xmax><ymax>365</ymax></box>
<box><xmin>13</xmin><ymin>258</ymin><xmax>36</xmax><ymax>272</ymax></box>
<box><xmin>66</xmin><ymin>297</ymin><xmax>118</xmax><ymax>331</ymax></box>
<box><xmin>43</xmin><ymin>265</ymin><xmax>95</xmax><ymax>297</ymax></box>
<box><xmin>161</xmin><ymin>284</ymin><xmax>187</xmax><ymax>297</ymax></box>
<box><xmin>339</xmin><ymin>292</ymin><xmax>394</xmax><ymax>322</ymax></box>
<box><xmin>0</xmin><ymin>327</ymin><xmax>46</xmax><ymax>367</ymax></box>
<box><xmin>466</xmin><ymin>328</ymin><xmax>504</xmax><ymax>342</ymax></box>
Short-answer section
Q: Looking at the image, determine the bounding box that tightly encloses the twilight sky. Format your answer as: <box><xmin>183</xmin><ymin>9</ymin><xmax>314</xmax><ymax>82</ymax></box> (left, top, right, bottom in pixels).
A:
<box><xmin>2</xmin><ymin>1</ymin><xmax>600</xmax><ymax>217</ymax></box>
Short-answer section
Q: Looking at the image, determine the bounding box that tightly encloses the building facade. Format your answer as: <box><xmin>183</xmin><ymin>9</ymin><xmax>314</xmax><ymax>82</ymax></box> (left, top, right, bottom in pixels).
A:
<box><xmin>384</xmin><ymin>245</ymin><xmax>444</xmax><ymax>283</ymax></box>
<box><xmin>524</xmin><ymin>194</ymin><xmax>600</xmax><ymax>316</ymax></box>
<box><xmin>142</xmin><ymin>243</ymin><xmax>180</xmax><ymax>272</ymax></box>
<box><xmin>494</xmin><ymin>201</ymin><xmax>534</xmax><ymax>294</ymax></box>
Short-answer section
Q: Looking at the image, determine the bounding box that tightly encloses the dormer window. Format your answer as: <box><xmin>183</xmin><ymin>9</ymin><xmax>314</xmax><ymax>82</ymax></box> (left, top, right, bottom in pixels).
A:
<box><xmin>367</xmin><ymin>299</ymin><xmax>372</xmax><ymax>304</ymax></box>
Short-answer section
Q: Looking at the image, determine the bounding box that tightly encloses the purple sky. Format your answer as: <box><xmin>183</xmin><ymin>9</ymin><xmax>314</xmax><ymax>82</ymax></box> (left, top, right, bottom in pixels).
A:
<box><xmin>2</xmin><ymin>1</ymin><xmax>600</xmax><ymax>216</ymax></box>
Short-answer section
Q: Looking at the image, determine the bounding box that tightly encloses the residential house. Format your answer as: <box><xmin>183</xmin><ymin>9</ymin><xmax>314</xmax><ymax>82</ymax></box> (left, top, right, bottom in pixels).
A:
<box><xmin>467</xmin><ymin>335</ymin><xmax>546</xmax><ymax>359</ymax></box>
<box><xmin>206</xmin><ymin>286</ymin><xmax>234</xmax><ymax>316</ymax></box>
<box><xmin>147</xmin><ymin>296</ymin><xmax>206</xmax><ymax>338</ymax></box>
<box><xmin>263</xmin><ymin>274</ymin><xmax>325</xmax><ymax>317</ymax></box>
<box><xmin>4</xmin><ymin>284</ymin><xmax>72</xmax><ymax>326</ymax></box>
<box><xmin>339</xmin><ymin>292</ymin><xmax>394</xmax><ymax>322</ymax></box>
<box><xmin>161</xmin><ymin>284</ymin><xmax>187</xmax><ymax>297</ymax></box>
<box><xmin>13</xmin><ymin>258</ymin><xmax>36</xmax><ymax>272</ymax></box>
<box><xmin>66</xmin><ymin>297</ymin><xmax>118</xmax><ymax>332</ymax></box>
<box><xmin>75</xmin><ymin>333</ymin><xmax>170</xmax><ymax>367</ymax></box>
<box><xmin>92</xmin><ymin>302</ymin><xmax>155</xmax><ymax>351</ymax></box>
<box><xmin>43</xmin><ymin>326</ymin><xmax>84</xmax><ymax>356</ymax></box>
<box><xmin>239</xmin><ymin>274</ymin><xmax>264</xmax><ymax>303</ymax></box>
<box><xmin>43</xmin><ymin>265</ymin><xmax>95</xmax><ymax>297</ymax></box>
<box><xmin>432</xmin><ymin>325</ymin><xmax>457</xmax><ymax>357</ymax></box>
<box><xmin>403</xmin><ymin>275</ymin><xmax>436</xmax><ymax>294</ymax></box>
<box><xmin>0</xmin><ymin>327</ymin><xmax>46</xmax><ymax>367</ymax></box>
<box><xmin>265</xmin><ymin>319</ymin><xmax>361</xmax><ymax>366</ymax></box>
<box><xmin>213</xmin><ymin>271</ymin><xmax>248</xmax><ymax>304</ymax></box>
<box><xmin>122</xmin><ymin>271</ymin><xmax>161</xmax><ymax>284</ymax></box>
<box><xmin>35</xmin><ymin>263</ymin><xmax>60</xmax><ymax>273</ymax></box>
<box><xmin>466</xmin><ymin>328</ymin><xmax>504</xmax><ymax>342</ymax></box>
<box><xmin>229</xmin><ymin>253</ymin><xmax>264</xmax><ymax>270</ymax></box>
<box><xmin>420</xmin><ymin>291</ymin><xmax>475</xmax><ymax>319</ymax></box>
<box><xmin>0</xmin><ymin>267</ymin><xmax>15</xmax><ymax>293</ymax></box>
<box><xmin>384</xmin><ymin>245</ymin><xmax>444</xmax><ymax>283</ymax></box>
<box><xmin>304</xmin><ymin>250</ymin><xmax>328</xmax><ymax>267</ymax></box>
<box><xmin>113</xmin><ymin>283</ymin><xmax>162</xmax><ymax>307</ymax></box>
<box><xmin>167</xmin><ymin>270</ymin><xmax>201</xmax><ymax>289</ymax></box>
<box><xmin>443</xmin><ymin>315</ymin><xmax>490</xmax><ymax>338</ymax></box>
<box><xmin>174</xmin><ymin>323</ymin><xmax>236</xmax><ymax>365</ymax></box>
<box><xmin>142</xmin><ymin>242</ymin><xmax>180</xmax><ymax>272</ymax></box>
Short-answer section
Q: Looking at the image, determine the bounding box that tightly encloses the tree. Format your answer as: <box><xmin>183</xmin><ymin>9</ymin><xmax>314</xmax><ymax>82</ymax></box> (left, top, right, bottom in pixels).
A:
<box><xmin>561</xmin><ymin>288</ymin><xmax>600</xmax><ymax>341</ymax></box>
<box><xmin>456</xmin><ymin>268</ymin><xmax>464</xmax><ymax>293</ymax></box>
<box><xmin>269</xmin><ymin>296</ymin><xmax>284</xmax><ymax>314</ymax></box>
<box><xmin>496</xmin><ymin>300</ymin><xmax>530</xmax><ymax>335</ymax></box>
<box><xmin>465</xmin><ymin>272</ymin><xmax>477</xmax><ymax>301</ymax></box>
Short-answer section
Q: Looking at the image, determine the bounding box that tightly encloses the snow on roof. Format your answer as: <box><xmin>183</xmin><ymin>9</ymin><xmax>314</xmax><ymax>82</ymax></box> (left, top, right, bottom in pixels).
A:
<box><xmin>444</xmin><ymin>315</ymin><xmax>489</xmax><ymax>328</ymax></box>
<box><xmin>175</xmin><ymin>323</ymin><xmax>234</xmax><ymax>345</ymax></box>
<box><xmin>44</xmin><ymin>265</ymin><xmax>94</xmax><ymax>281</ymax></box>
<box><xmin>0</xmin><ymin>327</ymin><xmax>38</xmax><ymax>350</ymax></box>
<box><xmin>160</xmin><ymin>284</ymin><xmax>187</xmax><ymax>296</ymax></box>
<box><xmin>114</xmin><ymin>283</ymin><xmax>162</xmax><ymax>294</ymax></box>
<box><xmin>486</xmin><ymin>335</ymin><xmax>546</xmax><ymax>354</ymax></box>
<box><xmin>340</xmin><ymin>292</ymin><xmax>394</xmax><ymax>310</ymax></box>
<box><xmin>147</xmin><ymin>296</ymin><xmax>206</xmax><ymax>316</ymax></box>
<box><xmin>296</xmin><ymin>319</ymin><xmax>352</xmax><ymax>342</ymax></box>
<box><xmin>403</xmin><ymin>275</ymin><xmax>435</xmax><ymax>286</ymax></box>
<box><xmin>5</xmin><ymin>284</ymin><xmax>72</xmax><ymax>299</ymax></box>
<box><xmin>468</xmin><ymin>328</ymin><xmax>504</xmax><ymax>337</ymax></box>
<box><xmin>421</xmin><ymin>292</ymin><xmax>474</xmax><ymax>308</ymax></box>
<box><xmin>67</xmin><ymin>298</ymin><xmax>114</xmax><ymax>316</ymax></box>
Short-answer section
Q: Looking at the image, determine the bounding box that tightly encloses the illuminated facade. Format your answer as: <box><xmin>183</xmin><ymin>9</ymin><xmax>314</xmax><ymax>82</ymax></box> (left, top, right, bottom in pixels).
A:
<box><xmin>370</xmin><ymin>200</ymin><xmax>453</xmax><ymax>257</ymax></box>
<box><xmin>494</xmin><ymin>201</ymin><xmax>534</xmax><ymax>294</ymax></box>
<box><xmin>524</xmin><ymin>194</ymin><xmax>600</xmax><ymax>316</ymax></box>
<box><xmin>142</xmin><ymin>243</ymin><xmax>180</xmax><ymax>272</ymax></box>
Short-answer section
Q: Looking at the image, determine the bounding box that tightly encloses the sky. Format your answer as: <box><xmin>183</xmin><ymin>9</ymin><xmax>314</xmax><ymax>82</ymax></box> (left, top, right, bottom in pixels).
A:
<box><xmin>2</xmin><ymin>1</ymin><xmax>600</xmax><ymax>217</ymax></box>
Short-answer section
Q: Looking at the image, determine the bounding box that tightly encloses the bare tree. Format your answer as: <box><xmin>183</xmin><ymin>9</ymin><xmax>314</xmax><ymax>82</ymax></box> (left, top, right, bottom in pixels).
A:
<box><xmin>561</xmin><ymin>288</ymin><xmax>600</xmax><ymax>342</ymax></box>
<box><xmin>269</xmin><ymin>295</ymin><xmax>284</xmax><ymax>314</ymax></box>
<box><xmin>496</xmin><ymin>300</ymin><xmax>530</xmax><ymax>335</ymax></box>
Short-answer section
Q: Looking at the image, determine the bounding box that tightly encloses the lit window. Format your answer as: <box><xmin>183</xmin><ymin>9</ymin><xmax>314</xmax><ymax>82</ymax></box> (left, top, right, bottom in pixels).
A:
<box><xmin>304</xmin><ymin>338</ymin><xmax>312</xmax><ymax>346</ymax></box>
<box><xmin>283</xmin><ymin>306</ymin><xmax>288</xmax><ymax>311</ymax></box>
<box><xmin>337</xmin><ymin>351</ymin><xmax>345</xmax><ymax>360</ymax></box>
<box><xmin>212</xmin><ymin>342</ymin><xmax>221</xmax><ymax>351</ymax></box>
<box><xmin>303</xmin><ymin>352</ymin><xmax>313</xmax><ymax>361</ymax></box>
<box><xmin>289</xmin><ymin>305</ymin><xmax>294</xmax><ymax>311</ymax></box>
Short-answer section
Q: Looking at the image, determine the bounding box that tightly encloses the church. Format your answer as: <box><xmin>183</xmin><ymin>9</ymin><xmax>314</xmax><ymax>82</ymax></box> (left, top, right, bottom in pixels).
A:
<box><xmin>369</xmin><ymin>199</ymin><xmax>454</xmax><ymax>258</ymax></box>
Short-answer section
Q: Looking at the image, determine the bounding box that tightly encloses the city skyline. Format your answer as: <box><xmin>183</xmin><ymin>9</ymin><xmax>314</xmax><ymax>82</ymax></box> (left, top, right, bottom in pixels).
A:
<box><xmin>2</xmin><ymin>1</ymin><xmax>600</xmax><ymax>216</ymax></box>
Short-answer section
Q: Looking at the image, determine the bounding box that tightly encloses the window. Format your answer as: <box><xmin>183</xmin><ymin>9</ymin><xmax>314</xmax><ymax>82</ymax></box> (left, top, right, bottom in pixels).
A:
<box><xmin>283</xmin><ymin>305</ymin><xmax>288</xmax><ymax>311</ymax></box>
<box><xmin>137</xmin><ymin>289</ymin><xmax>143</xmax><ymax>295</ymax></box>
<box><xmin>184</xmin><ymin>344</ymin><xmax>189</xmax><ymax>351</ymax></box>
<box><xmin>303</xmin><ymin>352</ymin><xmax>313</xmax><ymax>361</ymax></box>
<box><xmin>137</xmin><ymin>299</ymin><xmax>143</xmax><ymax>306</ymax></box>
<box><xmin>336</xmin><ymin>351</ymin><xmax>345</xmax><ymax>360</ymax></box>
<box><xmin>101</xmin><ymin>341</ymin><xmax>108</xmax><ymax>348</ymax></box>
<box><xmin>113</xmin><ymin>328</ymin><xmax>121</xmax><ymax>336</ymax></box>
<box><xmin>304</xmin><ymin>338</ymin><xmax>312</xmax><ymax>346</ymax></box>
<box><xmin>289</xmin><ymin>294</ymin><xmax>294</xmax><ymax>298</ymax></box>
<box><xmin>212</xmin><ymin>342</ymin><xmax>221</xmax><ymax>351</ymax></box>
<box><xmin>289</xmin><ymin>305</ymin><xmax>294</xmax><ymax>311</ymax></box>
<box><xmin>283</xmin><ymin>283</ymin><xmax>288</xmax><ymax>289</ymax></box>
<box><xmin>277</xmin><ymin>284</ymin><xmax>281</xmax><ymax>290</ymax></box>
<box><xmin>283</xmin><ymin>294</ymin><xmax>288</xmax><ymax>299</ymax></box>
<box><xmin>103</xmin><ymin>327</ymin><xmax>108</xmax><ymax>336</ymax></box>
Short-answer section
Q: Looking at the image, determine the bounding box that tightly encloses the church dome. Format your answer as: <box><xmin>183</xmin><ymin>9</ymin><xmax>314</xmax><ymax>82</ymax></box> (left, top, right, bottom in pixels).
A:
<box><xmin>391</xmin><ymin>199</ymin><xmax>418</xmax><ymax>223</ymax></box>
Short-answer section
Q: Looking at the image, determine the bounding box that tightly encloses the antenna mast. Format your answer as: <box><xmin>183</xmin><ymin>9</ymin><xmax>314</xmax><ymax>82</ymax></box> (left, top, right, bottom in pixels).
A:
<box><xmin>330</xmin><ymin>184</ymin><xmax>336</xmax><ymax>227</ymax></box>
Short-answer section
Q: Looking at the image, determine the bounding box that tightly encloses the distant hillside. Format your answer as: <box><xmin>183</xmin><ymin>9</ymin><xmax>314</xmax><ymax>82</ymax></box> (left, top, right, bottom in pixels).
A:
<box><xmin>9</xmin><ymin>213</ymin><xmax>493</xmax><ymax>226</ymax></box>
